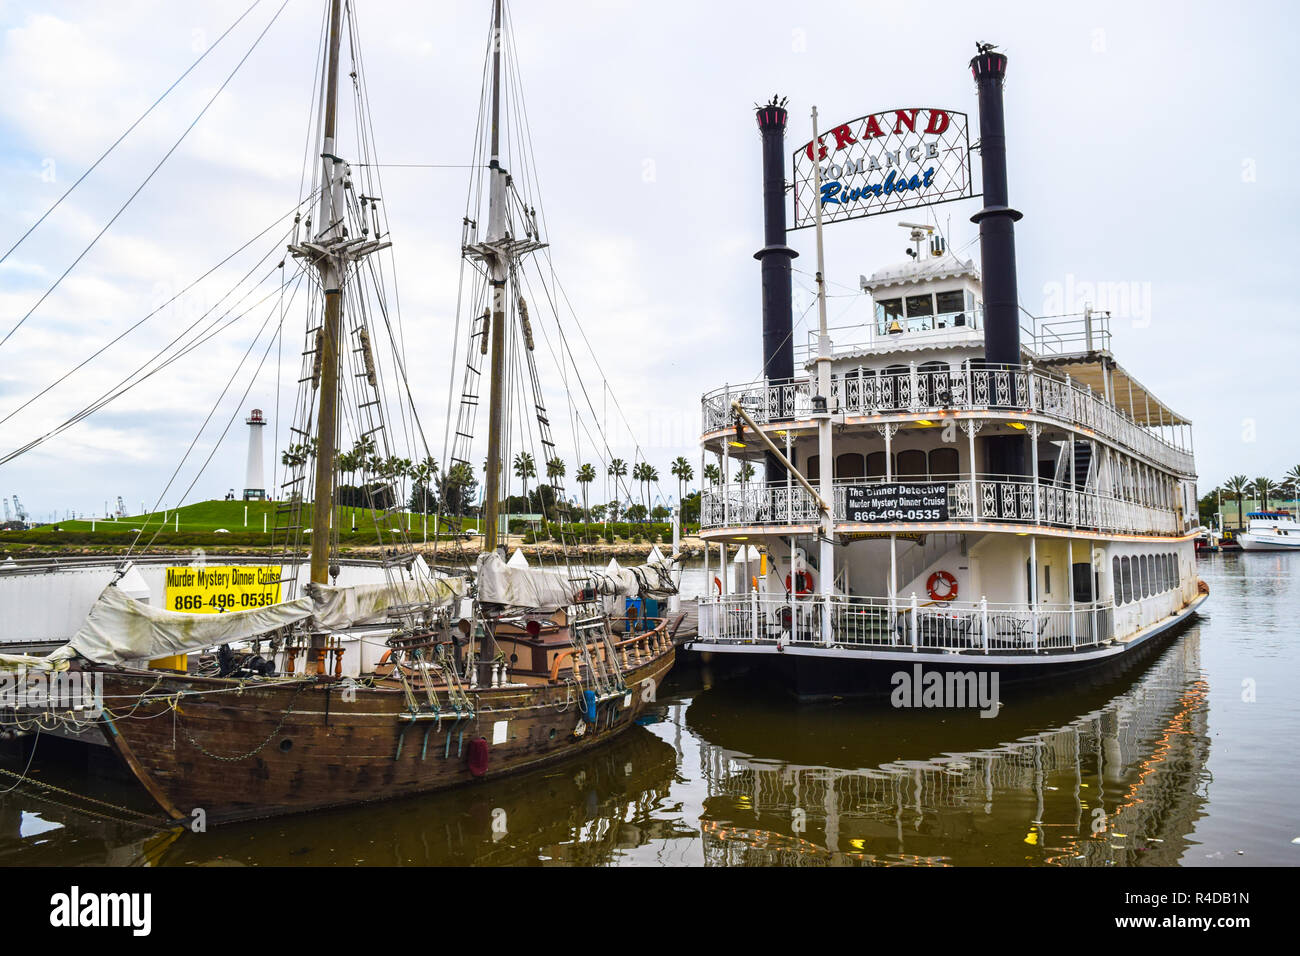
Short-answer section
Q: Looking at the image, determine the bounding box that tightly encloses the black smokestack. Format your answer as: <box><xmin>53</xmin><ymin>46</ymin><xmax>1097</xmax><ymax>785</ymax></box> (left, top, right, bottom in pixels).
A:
<box><xmin>755</xmin><ymin>98</ymin><xmax>798</xmax><ymax>482</ymax></box>
<box><xmin>755</xmin><ymin>99</ymin><xmax>798</xmax><ymax>384</ymax></box>
<box><xmin>969</xmin><ymin>48</ymin><xmax>1022</xmax><ymax>367</ymax></box>
<box><xmin>969</xmin><ymin>47</ymin><xmax>1026</xmax><ymax>477</ymax></box>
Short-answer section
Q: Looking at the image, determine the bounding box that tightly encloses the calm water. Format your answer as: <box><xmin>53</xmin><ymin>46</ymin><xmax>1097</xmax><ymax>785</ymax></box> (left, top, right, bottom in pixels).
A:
<box><xmin>2</xmin><ymin>552</ymin><xmax>1296</xmax><ymax>866</ymax></box>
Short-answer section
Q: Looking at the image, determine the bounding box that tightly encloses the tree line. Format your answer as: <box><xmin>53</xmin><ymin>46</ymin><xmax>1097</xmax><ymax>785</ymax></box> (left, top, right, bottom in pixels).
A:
<box><xmin>1200</xmin><ymin>468</ymin><xmax>1300</xmax><ymax>527</ymax></box>
<box><xmin>276</xmin><ymin>440</ymin><xmax>707</xmax><ymax>525</ymax></box>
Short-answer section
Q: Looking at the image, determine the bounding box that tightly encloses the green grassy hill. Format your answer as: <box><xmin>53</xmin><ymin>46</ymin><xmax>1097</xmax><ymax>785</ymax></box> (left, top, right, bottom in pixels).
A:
<box><xmin>1</xmin><ymin>499</ymin><xmax>478</xmax><ymax>548</ymax></box>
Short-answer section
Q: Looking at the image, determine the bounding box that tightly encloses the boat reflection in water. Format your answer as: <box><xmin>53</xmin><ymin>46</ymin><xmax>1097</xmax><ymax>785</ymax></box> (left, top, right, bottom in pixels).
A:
<box><xmin>689</xmin><ymin>631</ymin><xmax>1210</xmax><ymax>866</ymax></box>
<box><xmin>2</xmin><ymin>630</ymin><xmax>1209</xmax><ymax>866</ymax></box>
<box><xmin>0</xmin><ymin>723</ymin><xmax>684</xmax><ymax>866</ymax></box>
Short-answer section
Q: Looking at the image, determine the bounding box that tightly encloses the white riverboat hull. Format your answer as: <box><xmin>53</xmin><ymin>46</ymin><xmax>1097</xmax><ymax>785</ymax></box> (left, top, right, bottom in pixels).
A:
<box><xmin>1237</xmin><ymin>533</ymin><xmax>1300</xmax><ymax>552</ymax></box>
<box><xmin>686</xmin><ymin>593</ymin><xmax>1207</xmax><ymax>698</ymax></box>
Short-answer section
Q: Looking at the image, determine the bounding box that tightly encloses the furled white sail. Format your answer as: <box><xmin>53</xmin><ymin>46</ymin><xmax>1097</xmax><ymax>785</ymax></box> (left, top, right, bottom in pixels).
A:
<box><xmin>476</xmin><ymin>551</ymin><xmax>679</xmax><ymax>612</ymax></box>
<box><xmin>475</xmin><ymin>552</ymin><xmax>575</xmax><ymax>610</ymax></box>
<box><xmin>44</xmin><ymin>574</ymin><xmax>465</xmax><ymax>667</ymax></box>
<box><xmin>48</xmin><ymin>586</ymin><xmax>314</xmax><ymax>666</ymax></box>
<box><xmin>306</xmin><ymin>576</ymin><xmax>464</xmax><ymax>628</ymax></box>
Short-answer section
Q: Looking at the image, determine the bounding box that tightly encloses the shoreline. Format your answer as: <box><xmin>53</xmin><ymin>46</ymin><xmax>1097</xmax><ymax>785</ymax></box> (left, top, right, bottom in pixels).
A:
<box><xmin>0</xmin><ymin>536</ymin><xmax>714</xmax><ymax>563</ymax></box>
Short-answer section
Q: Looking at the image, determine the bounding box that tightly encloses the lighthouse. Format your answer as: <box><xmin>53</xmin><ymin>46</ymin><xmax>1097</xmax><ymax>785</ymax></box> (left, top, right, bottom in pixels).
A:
<box><xmin>243</xmin><ymin>408</ymin><xmax>266</xmax><ymax>501</ymax></box>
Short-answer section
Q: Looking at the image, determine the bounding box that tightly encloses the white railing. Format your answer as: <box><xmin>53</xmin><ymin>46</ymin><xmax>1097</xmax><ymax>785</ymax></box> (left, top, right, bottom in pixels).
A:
<box><xmin>701</xmin><ymin>476</ymin><xmax>1180</xmax><ymax>536</ymax></box>
<box><xmin>697</xmin><ymin>592</ymin><xmax>1117</xmax><ymax>655</ymax></box>
<box><xmin>702</xmin><ymin>363</ymin><xmax>1193</xmax><ymax>476</ymax></box>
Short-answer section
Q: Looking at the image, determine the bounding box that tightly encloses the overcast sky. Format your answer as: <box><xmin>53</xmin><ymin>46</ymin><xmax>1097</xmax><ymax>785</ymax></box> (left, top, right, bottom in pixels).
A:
<box><xmin>0</xmin><ymin>0</ymin><xmax>1296</xmax><ymax>521</ymax></box>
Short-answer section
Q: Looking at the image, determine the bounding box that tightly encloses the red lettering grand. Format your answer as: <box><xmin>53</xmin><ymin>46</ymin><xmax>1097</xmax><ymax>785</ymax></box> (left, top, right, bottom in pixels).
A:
<box><xmin>924</xmin><ymin>110</ymin><xmax>950</xmax><ymax>135</ymax></box>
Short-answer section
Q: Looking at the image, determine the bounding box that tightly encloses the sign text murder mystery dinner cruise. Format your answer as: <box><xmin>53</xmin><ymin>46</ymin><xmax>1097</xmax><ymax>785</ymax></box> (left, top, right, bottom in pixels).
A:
<box><xmin>791</xmin><ymin>108</ymin><xmax>976</xmax><ymax>229</ymax></box>
<box><xmin>164</xmin><ymin>565</ymin><xmax>282</xmax><ymax>612</ymax></box>
<box><xmin>846</xmin><ymin>483</ymin><xmax>950</xmax><ymax>523</ymax></box>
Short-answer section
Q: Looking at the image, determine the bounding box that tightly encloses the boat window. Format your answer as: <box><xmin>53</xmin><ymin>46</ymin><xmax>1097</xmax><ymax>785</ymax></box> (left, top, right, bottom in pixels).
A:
<box><xmin>875</xmin><ymin>299</ymin><xmax>904</xmax><ymax>334</ymax></box>
<box><xmin>1043</xmin><ymin>564</ymin><xmax>1051</xmax><ymax>596</ymax></box>
<box><xmin>875</xmin><ymin>298</ymin><xmax>903</xmax><ymax>321</ymax></box>
<box><xmin>1112</xmin><ymin>557</ymin><xmax>1121</xmax><ymax>602</ymax></box>
<box><xmin>1120</xmin><ymin>556</ymin><xmax>1131</xmax><ymax>604</ymax></box>
<box><xmin>905</xmin><ymin>294</ymin><xmax>934</xmax><ymax>317</ymax></box>
<box><xmin>806</xmin><ymin>455</ymin><xmax>820</xmax><ymax>481</ymax></box>
<box><xmin>835</xmin><ymin>453</ymin><xmax>866</xmax><ymax>480</ymax></box>
<box><xmin>1141</xmin><ymin>554</ymin><xmax>1150</xmax><ymax>598</ymax></box>
<box><xmin>936</xmin><ymin>290</ymin><xmax>964</xmax><ymax>314</ymax></box>
<box><xmin>929</xmin><ymin>447</ymin><xmax>959</xmax><ymax>480</ymax></box>
<box><xmin>896</xmin><ymin>449</ymin><xmax>927</xmax><ymax>478</ymax></box>
<box><xmin>866</xmin><ymin>452</ymin><xmax>888</xmax><ymax>478</ymax></box>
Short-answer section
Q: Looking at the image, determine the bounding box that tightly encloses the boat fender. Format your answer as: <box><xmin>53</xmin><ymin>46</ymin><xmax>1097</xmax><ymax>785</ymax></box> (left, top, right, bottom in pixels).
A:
<box><xmin>467</xmin><ymin>737</ymin><xmax>490</xmax><ymax>777</ymax></box>
<box><xmin>927</xmin><ymin>570</ymin><xmax>958</xmax><ymax>602</ymax></box>
<box><xmin>582</xmin><ymin>690</ymin><xmax>598</xmax><ymax>723</ymax></box>
<box><xmin>785</xmin><ymin>571</ymin><xmax>813</xmax><ymax>596</ymax></box>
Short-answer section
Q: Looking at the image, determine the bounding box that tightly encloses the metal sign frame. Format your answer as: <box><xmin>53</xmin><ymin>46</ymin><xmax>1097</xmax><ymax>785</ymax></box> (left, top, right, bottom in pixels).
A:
<box><xmin>791</xmin><ymin>107</ymin><xmax>978</xmax><ymax>230</ymax></box>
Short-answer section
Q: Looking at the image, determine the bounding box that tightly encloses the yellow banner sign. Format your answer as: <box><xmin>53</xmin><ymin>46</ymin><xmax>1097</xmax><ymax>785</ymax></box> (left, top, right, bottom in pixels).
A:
<box><xmin>164</xmin><ymin>565</ymin><xmax>282</xmax><ymax>613</ymax></box>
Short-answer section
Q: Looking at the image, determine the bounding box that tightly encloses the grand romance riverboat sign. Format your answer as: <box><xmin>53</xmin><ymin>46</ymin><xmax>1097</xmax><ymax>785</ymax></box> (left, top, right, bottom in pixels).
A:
<box><xmin>846</xmin><ymin>483</ymin><xmax>950</xmax><ymax>523</ymax></box>
<box><xmin>791</xmin><ymin>107</ymin><xmax>977</xmax><ymax>229</ymax></box>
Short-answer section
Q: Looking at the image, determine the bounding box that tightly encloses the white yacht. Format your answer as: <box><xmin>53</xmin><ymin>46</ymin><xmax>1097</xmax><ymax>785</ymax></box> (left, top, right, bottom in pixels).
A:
<box><xmin>1237</xmin><ymin>512</ymin><xmax>1300</xmax><ymax>551</ymax></box>
<box><xmin>690</xmin><ymin>49</ymin><xmax>1207</xmax><ymax>696</ymax></box>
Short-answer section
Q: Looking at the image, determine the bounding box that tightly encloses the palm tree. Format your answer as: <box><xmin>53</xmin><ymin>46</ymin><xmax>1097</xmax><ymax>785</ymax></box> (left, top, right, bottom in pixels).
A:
<box><xmin>671</xmin><ymin>456</ymin><xmax>694</xmax><ymax>515</ymax></box>
<box><xmin>607</xmin><ymin>458</ymin><xmax>628</xmax><ymax>523</ymax></box>
<box><xmin>575</xmin><ymin>463</ymin><xmax>596</xmax><ymax>522</ymax></box>
<box><xmin>1255</xmin><ymin>476</ymin><xmax>1277</xmax><ymax>514</ymax></box>
<box><xmin>1224</xmin><ymin>474</ymin><xmax>1250</xmax><ymax>530</ymax></box>
<box><xmin>1283</xmin><ymin>465</ymin><xmax>1300</xmax><ymax>509</ymax></box>
<box><xmin>632</xmin><ymin>461</ymin><xmax>659</xmax><ymax>523</ymax></box>
<box><xmin>545</xmin><ymin>457</ymin><xmax>566</xmax><ymax>519</ymax></box>
<box><xmin>702</xmin><ymin>462</ymin><xmax>721</xmax><ymax>487</ymax></box>
<box><xmin>513</xmin><ymin>452</ymin><xmax>536</xmax><ymax>515</ymax></box>
<box><xmin>335</xmin><ymin>448</ymin><xmax>359</xmax><ymax>527</ymax></box>
<box><xmin>411</xmin><ymin>455</ymin><xmax>437</xmax><ymax>539</ymax></box>
<box><xmin>737</xmin><ymin>461</ymin><xmax>756</xmax><ymax>484</ymax></box>
<box><xmin>439</xmin><ymin>461</ymin><xmax>477</xmax><ymax>518</ymax></box>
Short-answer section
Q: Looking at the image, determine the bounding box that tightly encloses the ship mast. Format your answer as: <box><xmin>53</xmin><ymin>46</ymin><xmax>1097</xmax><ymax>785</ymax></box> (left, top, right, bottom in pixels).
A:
<box><xmin>291</xmin><ymin>0</ymin><xmax>387</xmax><ymax>586</ymax></box>
<box><xmin>308</xmin><ymin>0</ymin><xmax>345</xmax><ymax>585</ymax></box>
<box><xmin>464</xmin><ymin>0</ymin><xmax>546</xmax><ymax>556</ymax></box>
<box><xmin>481</xmin><ymin>0</ymin><xmax>509</xmax><ymax>556</ymax></box>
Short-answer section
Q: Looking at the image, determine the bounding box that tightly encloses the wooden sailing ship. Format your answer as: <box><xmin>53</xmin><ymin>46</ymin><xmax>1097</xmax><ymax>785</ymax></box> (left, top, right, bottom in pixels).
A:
<box><xmin>4</xmin><ymin>0</ymin><xmax>675</xmax><ymax>826</ymax></box>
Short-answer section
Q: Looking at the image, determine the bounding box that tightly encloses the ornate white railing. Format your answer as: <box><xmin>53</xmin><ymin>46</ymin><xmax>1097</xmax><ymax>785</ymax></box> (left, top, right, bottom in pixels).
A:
<box><xmin>696</xmin><ymin>592</ymin><xmax>1118</xmax><ymax>654</ymax></box>
<box><xmin>702</xmin><ymin>364</ymin><xmax>1193</xmax><ymax>476</ymax></box>
<box><xmin>701</xmin><ymin>477</ymin><xmax>1180</xmax><ymax>536</ymax></box>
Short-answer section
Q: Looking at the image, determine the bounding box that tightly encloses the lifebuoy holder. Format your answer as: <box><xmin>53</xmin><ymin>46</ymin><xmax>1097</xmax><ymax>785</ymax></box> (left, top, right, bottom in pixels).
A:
<box><xmin>927</xmin><ymin>570</ymin><xmax>958</xmax><ymax>602</ymax></box>
<box><xmin>785</xmin><ymin>570</ymin><xmax>813</xmax><ymax>597</ymax></box>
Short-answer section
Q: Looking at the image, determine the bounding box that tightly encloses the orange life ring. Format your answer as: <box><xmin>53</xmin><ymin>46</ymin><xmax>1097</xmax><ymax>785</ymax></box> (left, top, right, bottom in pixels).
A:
<box><xmin>714</xmin><ymin>576</ymin><xmax>723</xmax><ymax>594</ymax></box>
<box><xmin>927</xmin><ymin>570</ymin><xmax>958</xmax><ymax>602</ymax></box>
<box><xmin>785</xmin><ymin>571</ymin><xmax>813</xmax><ymax>596</ymax></box>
